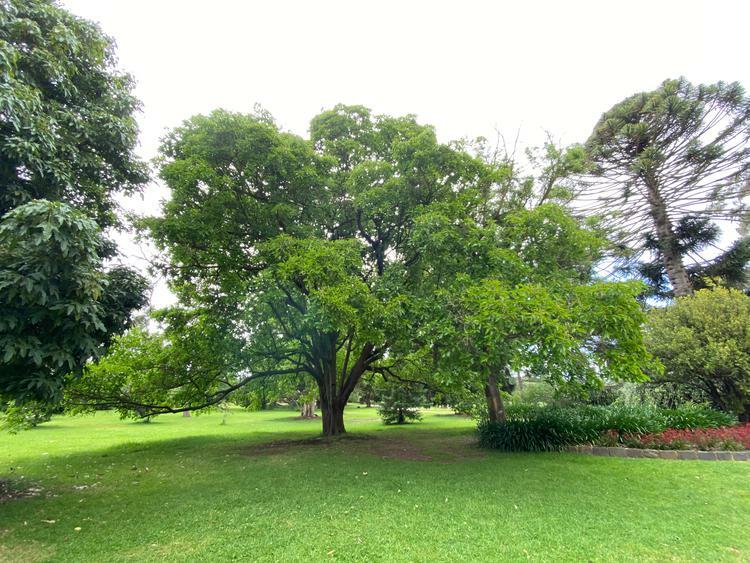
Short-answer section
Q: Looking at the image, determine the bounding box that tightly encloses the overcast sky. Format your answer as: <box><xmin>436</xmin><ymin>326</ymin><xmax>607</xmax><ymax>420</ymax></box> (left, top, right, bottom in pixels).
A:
<box><xmin>61</xmin><ymin>0</ymin><xmax>750</xmax><ymax>306</ymax></box>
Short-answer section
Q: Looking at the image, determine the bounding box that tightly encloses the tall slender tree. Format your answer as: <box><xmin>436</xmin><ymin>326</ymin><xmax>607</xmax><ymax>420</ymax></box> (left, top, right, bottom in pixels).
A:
<box><xmin>583</xmin><ymin>78</ymin><xmax>750</xmax><ymax>296</ymax></box>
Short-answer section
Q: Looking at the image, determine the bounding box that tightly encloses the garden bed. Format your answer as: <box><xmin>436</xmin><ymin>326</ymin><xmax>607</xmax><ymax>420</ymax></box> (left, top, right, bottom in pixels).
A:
<box><xmin>477</xmin><ymin>404</ymin><xmax>748</xmax><ymax>453</ymax></box>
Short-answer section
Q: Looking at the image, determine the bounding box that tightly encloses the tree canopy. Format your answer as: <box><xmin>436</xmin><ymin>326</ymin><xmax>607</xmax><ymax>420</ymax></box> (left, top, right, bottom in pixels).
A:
<box><xmin>582</xmin><ymin>78</ymin><xmax>750</xmax><ymax>297</ymax></box>
<box><xmin>76</xmin><ymin>105</ymin><xmax>655</xmax><ymax>435</ymax></box>
<box><xmin>0</xmin><ymin>0</ymin><xmax>147</xmax><ymax>226</ymax></box>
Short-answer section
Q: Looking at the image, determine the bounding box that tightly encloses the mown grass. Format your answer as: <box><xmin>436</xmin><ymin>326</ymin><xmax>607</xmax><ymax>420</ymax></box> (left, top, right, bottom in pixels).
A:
<box><xmin>1</xmin><ymin>406</ymin><xmax>749</xmax><ymax>562</ymax></box>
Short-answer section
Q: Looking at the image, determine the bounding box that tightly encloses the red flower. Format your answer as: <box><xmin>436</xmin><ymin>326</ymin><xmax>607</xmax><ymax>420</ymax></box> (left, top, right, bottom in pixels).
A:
<box><xmin>619</xmin><ymin>424</ymin><xmax>750</xmax><ymax>451</ymax></box>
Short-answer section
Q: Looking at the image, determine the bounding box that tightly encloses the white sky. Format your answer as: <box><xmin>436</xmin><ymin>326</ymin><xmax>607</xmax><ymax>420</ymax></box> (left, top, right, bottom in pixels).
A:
<box><xmin>61</xmin><ymin>0</ymin><xmax>750</xmax><ymax>307</ymax></box>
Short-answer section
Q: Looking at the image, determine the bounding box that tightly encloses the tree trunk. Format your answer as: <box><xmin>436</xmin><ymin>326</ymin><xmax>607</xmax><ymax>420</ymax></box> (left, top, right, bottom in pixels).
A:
<box><xmin>182</xmin><ymin>411</ymin><xmax>191</xmax><ymax>417</ymax></box>
<box><xmin>484</xmin><ymin>369</ymin><xmax>506</xmax><ymax>422</ymax></box>
<box><xmin>314</xmin><ymin>337</ymin><xmax>377</xmax><ymax>436</ymax></box>
<box><xmin>319</xmin><ymin>396</ymin><xmax>346</xmax><ymax>435</ymax></box>
<box><xmin>646</xmin><ymin>182</ymin><xmax>692</xmax><ymax>297</ymax></box>
<box><xmin>300</xmin><ymin>401</ymin><xmax>316</xmax><ymax>418</ymax></box>
<box><xmin>317</xmin><ymin>350</ymin><xmax>348</xmax><ymax>436</ymax></box>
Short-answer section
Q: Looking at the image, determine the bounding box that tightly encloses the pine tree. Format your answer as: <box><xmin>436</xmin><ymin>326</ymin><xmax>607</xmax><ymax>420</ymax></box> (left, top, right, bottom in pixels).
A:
<box><xmin>583</xmin><ymin>78</ymin><xmax>750</xmax><ymax>297</ymax></box>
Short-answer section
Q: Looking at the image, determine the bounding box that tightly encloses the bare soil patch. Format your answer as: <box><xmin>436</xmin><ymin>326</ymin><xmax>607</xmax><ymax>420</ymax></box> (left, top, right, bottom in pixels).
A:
<box><xmin>361</xmin><ymin>437</ymin><xmax>434</xmax><ymax>461</ymax></box>
<box><xmin>241</xmin><ymin>434</ymin><xmax>372</xmax><ymax>456</ymax></box>
<box><xmin>239</xmin><ymin>432</ymin><xmax>484</xmax><ymax>462</ymax></box>
<box><xmin>0</xmin><ymin>479</ymin><xmax>44</xmax><ymax>502</ymax></box>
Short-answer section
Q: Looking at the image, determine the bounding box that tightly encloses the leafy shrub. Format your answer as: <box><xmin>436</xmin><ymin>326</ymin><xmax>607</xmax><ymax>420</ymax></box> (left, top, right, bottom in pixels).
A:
<box><xmin>478</xmin><ymin>403</ymin><xmax>736</xmax><ymax>451</ymax></box>
<box><xmin>478</xmin><ymin>407</ymin><xmax>601</xmax><ymax>451</ymax></box>
<box><xmin>511</xmin><ymin>381</ymin><xmax>556</xmax><ymax>406</ymax></box>
<box><xmin>645</xmin><ymin>288</ymin><xmax>750</xmax><ymax>420</ymax></box>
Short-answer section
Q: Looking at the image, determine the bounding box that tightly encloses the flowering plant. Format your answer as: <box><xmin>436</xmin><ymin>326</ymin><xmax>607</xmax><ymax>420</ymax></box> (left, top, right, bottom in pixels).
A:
<box><xmin>617</xmin><ymin>424</ymin><xmax>750</xmax><ymax>451</ymax></box>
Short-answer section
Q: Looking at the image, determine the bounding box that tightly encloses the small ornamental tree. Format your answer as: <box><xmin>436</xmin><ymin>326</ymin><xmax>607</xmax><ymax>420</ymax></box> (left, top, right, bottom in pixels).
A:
<box><xmin>402</xmin><ymin>200</ymin><xmax>656</xmax><ymax>422</ymax></box>
<box><xmin>645</xmin><ymin>288</ymin><xmax>750</xmax><ymax>421</ymax></box>
<box><xmin>377</xmin><ymin>382</ymin><xmax>428</xmax><ymax>425</ymax></box>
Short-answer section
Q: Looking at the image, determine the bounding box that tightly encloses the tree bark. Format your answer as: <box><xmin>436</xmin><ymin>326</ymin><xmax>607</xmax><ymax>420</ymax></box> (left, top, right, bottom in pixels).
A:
<box><xmin>484</xmin><ymin>369</ymin><xmax>506</xmax><ymax>422</ymax></box>
<box><xmin>646</xmin><ymin>182</ymin><xmax>692</xmax><ymax>297</ymax></box>
<box><xmin>313</xmin><ymin>335</ymin><xmax>379</xmax><ymax>436</ymax></box>
<box><xmin>319</xmin><ymin>395</ymin><xmax>346</xmax><ymax>435</ymax></box>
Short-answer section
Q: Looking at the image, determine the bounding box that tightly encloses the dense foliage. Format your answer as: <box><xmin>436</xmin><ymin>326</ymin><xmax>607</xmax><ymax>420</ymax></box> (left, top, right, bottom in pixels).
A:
<box><xmin>0</xmin><ymin>0</ymin><xmax>147</xmax><ymax>227</ymax></box>
<box><xmin>0</xmin><ymin>1</ymin><xmax>149</xmax><ymax>414</ymax></box>
<box><xmin>0</xmin><ymin>201</ymin><xmax>106</xmax><ymax>405</ymax></box>
<box><xmin>645</xmin><ymin>287</ymin><xmax>750</xmax><ymax>421</ymax></box>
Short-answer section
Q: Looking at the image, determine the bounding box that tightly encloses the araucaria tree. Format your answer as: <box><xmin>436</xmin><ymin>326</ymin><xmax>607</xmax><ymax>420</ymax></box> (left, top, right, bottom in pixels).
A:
<box><xmin>583</xmin><ymin>78</ymin><xmax>750</xmax><ymax>297</ymax></box>
<box><xmin>132</xmin><ymin>105</ymin><xmax>654</xmax><ymax>434</ymax></box>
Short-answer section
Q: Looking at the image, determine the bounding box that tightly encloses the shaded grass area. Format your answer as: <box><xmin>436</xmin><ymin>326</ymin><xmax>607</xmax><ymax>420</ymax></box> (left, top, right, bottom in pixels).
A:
<box><xmin>1</xmin><ymin>407</ymin><xmax>749</xmax><ymax>562</ymax></box>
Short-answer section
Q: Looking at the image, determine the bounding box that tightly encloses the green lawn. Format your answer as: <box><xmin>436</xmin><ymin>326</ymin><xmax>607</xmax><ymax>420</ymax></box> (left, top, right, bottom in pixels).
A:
<box><xmin>1</xmin><ymin>407</ymin><xmax>749</xmax><ymax>562</ymax></box>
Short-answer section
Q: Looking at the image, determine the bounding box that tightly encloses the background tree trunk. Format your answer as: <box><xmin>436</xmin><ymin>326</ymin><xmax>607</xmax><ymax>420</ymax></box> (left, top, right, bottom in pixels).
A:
<box><xmin>300</xmin><ymin>401</ymin><xmax>316</xmax><ymax>418</ymax></box>
<box><xmin>484</xmin><ymin>369</ymin><xmax>506</xmax><ymax>422</ymax></box>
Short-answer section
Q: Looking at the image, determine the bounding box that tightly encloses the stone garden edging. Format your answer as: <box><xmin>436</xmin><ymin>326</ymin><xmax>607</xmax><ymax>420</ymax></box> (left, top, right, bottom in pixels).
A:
<box><xmin>565</xmin><ymin>445</ymin><xmax>750</xmax><ymax>461</ymax></box>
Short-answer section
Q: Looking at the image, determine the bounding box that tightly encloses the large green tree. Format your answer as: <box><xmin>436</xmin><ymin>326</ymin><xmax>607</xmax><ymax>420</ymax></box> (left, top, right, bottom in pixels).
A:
<box><xmin>0</xmin><ymin>0</ymin><xmax>149</xmax><ymax>412</ymax></box>
<box><xmin>140</xmin><ymin>106</ymin><xmax>488</xmax><ymax>435</ymax></box>
<box><xmin>583</xmin><ymin>78</ymin><xmax>750</xmax><ymax>297</ymax></box>
<box><xmin>115</xmin><ymin>106</ymin><xmax>654</xmax><ymax>434</ymax></box>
